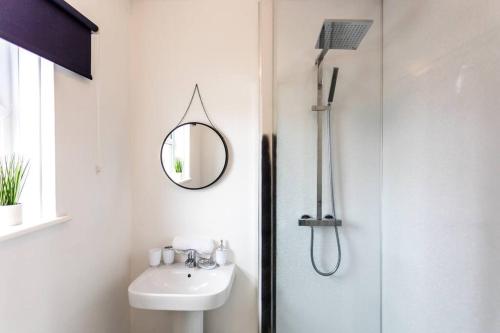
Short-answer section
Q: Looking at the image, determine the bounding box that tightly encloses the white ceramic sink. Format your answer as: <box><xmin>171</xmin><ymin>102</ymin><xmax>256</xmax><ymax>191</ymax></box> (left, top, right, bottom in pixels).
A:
<box><xmin>128</xmin><ymin>263</ymin><xmax>235</xmax><ymax>311</ymax></box>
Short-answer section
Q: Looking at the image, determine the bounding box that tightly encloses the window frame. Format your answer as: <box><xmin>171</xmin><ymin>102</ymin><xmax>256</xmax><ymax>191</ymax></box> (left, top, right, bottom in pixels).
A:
<box><xmin>0</xmin><ymin>40</ymin><xmax>69</xmax><ymax>242</ymax></box>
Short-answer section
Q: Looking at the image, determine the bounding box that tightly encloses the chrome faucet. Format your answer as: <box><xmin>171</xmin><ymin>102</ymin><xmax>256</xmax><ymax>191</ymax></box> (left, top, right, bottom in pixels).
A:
<box><xmin>185</xmin><ymin>249</ymin><xmax>197</xmax><ymax>268</ymax></box>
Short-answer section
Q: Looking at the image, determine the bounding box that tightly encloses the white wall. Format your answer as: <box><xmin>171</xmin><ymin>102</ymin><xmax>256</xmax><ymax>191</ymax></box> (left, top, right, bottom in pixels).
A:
<box><xmin>129</xmin><ymin>0</ymin><xmax>259</xmax><ymax>332</ymax></box>
<box><xmin>275</xmin><ymin>1</ymin><xmax>382</xmax><ymax>332</ymax></box>
<box><xmin>383</xmin><ymin>1</ymin><xmax>500</xmax><ymax>332</ymax></box>
<box><xmin>0</xmin><ymin>1</ymin><xmax>132</xmax><ymax>333</ymax></box>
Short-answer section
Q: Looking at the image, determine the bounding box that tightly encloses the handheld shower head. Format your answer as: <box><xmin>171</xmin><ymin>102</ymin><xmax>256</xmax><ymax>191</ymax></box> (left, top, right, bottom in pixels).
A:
<box><xmin>328</xmin><ymin>67</ymin><xmax>339</xmax><ymax>105</ymax></box>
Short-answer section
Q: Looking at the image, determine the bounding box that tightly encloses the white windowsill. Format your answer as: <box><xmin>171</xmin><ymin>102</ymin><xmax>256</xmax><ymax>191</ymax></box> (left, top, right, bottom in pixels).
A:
<box><xmin>0</xmin><ymin>216</ymin><xmax>71</xmax><ymax>243</ymax></box>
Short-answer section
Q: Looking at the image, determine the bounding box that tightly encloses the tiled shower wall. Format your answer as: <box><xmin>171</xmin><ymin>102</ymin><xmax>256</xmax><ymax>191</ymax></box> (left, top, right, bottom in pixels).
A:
<box><xmin>382</xmin><ymin>1</ymin><xmax>500</xmax><ymax>332</ymax></box>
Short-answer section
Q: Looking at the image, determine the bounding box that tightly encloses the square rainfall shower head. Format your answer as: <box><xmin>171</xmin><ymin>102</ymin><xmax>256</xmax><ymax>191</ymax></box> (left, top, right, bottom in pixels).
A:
<box><xmin>315</xmin><ymin>19</ymin><xmax>373</xmax><ymax>50</ymax></box>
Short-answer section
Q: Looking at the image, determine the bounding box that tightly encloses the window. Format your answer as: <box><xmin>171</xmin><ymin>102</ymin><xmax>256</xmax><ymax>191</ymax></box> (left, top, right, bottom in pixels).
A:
<box><xmin>163</xmin><ymin>125</ymin><xmax>192</xmax><ymax>183</ymax></box>
<box><xmin>0</xmin><ymin>39</ymin><xmax>55</xmax><ymax>222</ymax></box>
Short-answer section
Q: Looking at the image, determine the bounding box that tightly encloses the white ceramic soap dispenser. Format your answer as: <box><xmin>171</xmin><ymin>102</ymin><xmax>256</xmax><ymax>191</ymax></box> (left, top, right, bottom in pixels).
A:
<box><xmin>215</xmin><ymin>240</ymin><xmax>228</xmax><ymax>266</ymax></box>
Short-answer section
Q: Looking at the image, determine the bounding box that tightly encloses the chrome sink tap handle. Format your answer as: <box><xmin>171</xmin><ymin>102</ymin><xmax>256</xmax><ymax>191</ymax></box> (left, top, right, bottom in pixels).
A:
<box><xmin>185</xmin><ymin>249</ymin><xmax>197</xmax><ymax>268</ymax></box>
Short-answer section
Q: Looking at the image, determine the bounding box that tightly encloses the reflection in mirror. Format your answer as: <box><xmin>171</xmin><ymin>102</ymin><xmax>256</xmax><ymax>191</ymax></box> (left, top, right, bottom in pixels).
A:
<box><xmin>161</xmin><ymin>122</ymin><xmax>228</xmax><ymax>189</ymax></box>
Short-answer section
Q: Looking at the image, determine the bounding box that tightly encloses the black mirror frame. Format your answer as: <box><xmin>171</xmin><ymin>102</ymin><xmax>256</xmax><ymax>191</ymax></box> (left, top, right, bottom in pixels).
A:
<box><xmin>160</xmin><ymin>122</ymin><xmax>229</xmax><ymax>190</ymax></box>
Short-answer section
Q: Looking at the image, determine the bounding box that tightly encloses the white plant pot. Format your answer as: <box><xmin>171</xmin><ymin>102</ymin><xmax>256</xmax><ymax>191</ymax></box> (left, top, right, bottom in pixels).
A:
<box><xmin>0</xmin><ymin>204</ymin><xmax>23</xmax><ymax>226</ymax></box>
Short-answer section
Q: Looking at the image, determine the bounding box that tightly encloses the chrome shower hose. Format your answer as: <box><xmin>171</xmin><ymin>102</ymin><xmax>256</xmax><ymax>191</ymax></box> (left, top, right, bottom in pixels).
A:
<box><xmin>310</xmin><ymin>108</ymin><xmax>342</xmax><ymax>276</ymax></box>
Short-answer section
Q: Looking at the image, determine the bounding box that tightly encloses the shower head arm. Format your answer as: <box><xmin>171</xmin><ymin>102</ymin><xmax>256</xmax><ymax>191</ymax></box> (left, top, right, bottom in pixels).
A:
<box><xmin>316</xmin><ymin>32</ymin><xmax>331</xmax><ymax>66</ymax></box>
<box><xmin>315</xmin><ymin>48</ymin><xmax>329</xmax><ymax>66</ymax></box>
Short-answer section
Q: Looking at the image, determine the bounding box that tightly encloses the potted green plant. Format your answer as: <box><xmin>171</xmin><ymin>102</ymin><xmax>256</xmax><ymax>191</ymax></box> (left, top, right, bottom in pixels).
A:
<box><xmin>174</xmin><ymin>159</ymin><xmax>183</xmax><ymax>174</ymax></box>
<box><xmin>0</xmin><ymin>156</ymin><xmax>29</xmax><ymax>226</ymax></box>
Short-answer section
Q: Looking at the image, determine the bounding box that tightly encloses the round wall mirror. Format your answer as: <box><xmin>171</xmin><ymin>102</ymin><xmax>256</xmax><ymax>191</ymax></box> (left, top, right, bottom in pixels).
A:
<box><xmin>160</xmin><ymin>122</ymin><xmax>228</xmax><ymax>190</ymax></box>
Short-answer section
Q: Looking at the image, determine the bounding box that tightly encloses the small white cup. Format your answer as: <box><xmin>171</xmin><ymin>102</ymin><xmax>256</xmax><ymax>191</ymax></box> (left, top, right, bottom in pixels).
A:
<box><xmin>149</xmin><ymin>248</ymin><xmax>162</xmax><ymax>267</ymax></box>
<box><xmin>162</xmin><ymin>247</ymin><xmax>175</xmax><ymax>265</ymax></box>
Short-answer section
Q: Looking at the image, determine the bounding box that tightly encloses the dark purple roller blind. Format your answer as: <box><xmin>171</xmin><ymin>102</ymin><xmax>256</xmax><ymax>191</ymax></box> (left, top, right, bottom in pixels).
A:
<box><xmin>0</xmin><ymin>0</ymin><xmax>98</xmax><ymax>79</ymax></box>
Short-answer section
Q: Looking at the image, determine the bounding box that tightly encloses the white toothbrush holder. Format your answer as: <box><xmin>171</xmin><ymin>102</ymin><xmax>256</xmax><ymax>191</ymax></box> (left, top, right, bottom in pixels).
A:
<box><xmin>162</xmin><ymin>246</ymin><xmax>175</xmax><ymax>265</ymax></box>
<box><xmin>149</xmin><ymin>248</ymin><xmax>162</xmax><ymax>267</ymax></box>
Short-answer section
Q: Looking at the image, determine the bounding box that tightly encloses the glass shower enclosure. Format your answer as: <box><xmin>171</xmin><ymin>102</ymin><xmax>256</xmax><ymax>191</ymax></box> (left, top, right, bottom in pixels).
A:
<box><xmin>259</xmin><ymin>1</ymin><xmax>382</xmax><ymax>332</ymax></box>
